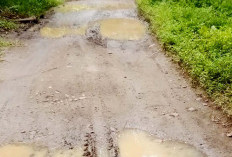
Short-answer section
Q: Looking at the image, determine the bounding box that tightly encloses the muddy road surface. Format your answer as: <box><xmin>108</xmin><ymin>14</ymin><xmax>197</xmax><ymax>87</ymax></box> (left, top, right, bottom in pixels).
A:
<box><xmin>0</xmin><ymin>0</ymin><xmax>231</xmax><ymax>157</ymax></box>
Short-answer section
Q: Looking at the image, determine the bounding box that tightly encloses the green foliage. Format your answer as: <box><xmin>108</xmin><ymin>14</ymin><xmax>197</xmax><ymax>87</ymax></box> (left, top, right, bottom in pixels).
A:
<box><xmin>137</xmin><ymin>0</ymin><xmax>232</xmax><ymax>115</ymax></box>
<box><xmin>0</xmin><ymin>0</ymin><xmax>64</xmax><ymax>17</ymax></box>
<box><xmin>0</xmin><ymin>18</ymin><xmax>17</xmax><ymax>30</ymax></box>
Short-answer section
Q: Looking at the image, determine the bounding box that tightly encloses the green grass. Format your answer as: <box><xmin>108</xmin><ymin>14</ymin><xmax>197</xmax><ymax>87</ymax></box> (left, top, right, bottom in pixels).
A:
<box><xmin>0</xmin><ymin>0</ymin><xmax>64</xmax><ymax>31</ymax></box>
<box><xmin>0</xmin><ymin>38</ymin><xmax>13</xmax><ymax>56</ymax></box>
<box><xmin>0</xmin><ymin>18</ymin><xmax>17</xmax><ymax>30</ymax></box>
<box><xmin>0</xmin><ymin>0</ymin><xmax>64</xmax><ymax>17</ymax></box>
<box><xmin>137</xmin><ymin>0</ymin><xmax>232</xmax><ymax>116</ymax></box>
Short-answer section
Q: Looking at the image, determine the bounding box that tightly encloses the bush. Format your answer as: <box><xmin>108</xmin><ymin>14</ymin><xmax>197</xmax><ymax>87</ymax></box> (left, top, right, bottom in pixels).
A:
<box><xmin>137</xmin><ymin>0</ymin><xmax>232</xmax><ymax>115</ymax></box>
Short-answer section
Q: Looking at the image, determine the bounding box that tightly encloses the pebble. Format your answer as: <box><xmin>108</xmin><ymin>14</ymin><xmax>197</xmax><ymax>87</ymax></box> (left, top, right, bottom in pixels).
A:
<box><xmin>169</xmin><ymin>112</ymin><xmax>179</xmax><ymax>117</ymax></box>
<box><xmin>79</xmin><ymin>96</ymin><xmax>86</xmax><ymax>100</ymax></box>
<box><xmin>187</xmin><ymin>107</ymin><xmax>197</xmax><ymax>112</ymax></box>
<box><xmin>226</xmin><ymin>131</ymin><xmax>232</xmax><ymax>137</ymax></box>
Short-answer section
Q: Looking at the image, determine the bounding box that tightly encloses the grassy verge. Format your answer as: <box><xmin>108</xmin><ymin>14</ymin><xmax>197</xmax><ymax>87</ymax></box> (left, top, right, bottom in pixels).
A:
<box><xmin>0</xmin><ymin>0</ymin><xmax>64</xmax><ymax>51</ymax></box>
<box><xmin>0</xmin><ymin>0</ymin><xmax>64</xmax><ymax>17</ymax></box>
<box><xmin>136</xmin><ymin>0</ymin><xmax>232</xmax><ymax>116</ymax></box>
<box><xmin>0</xmin><ymin>0</ymin><xmax>64</xmax><ymax>31</ymax></box>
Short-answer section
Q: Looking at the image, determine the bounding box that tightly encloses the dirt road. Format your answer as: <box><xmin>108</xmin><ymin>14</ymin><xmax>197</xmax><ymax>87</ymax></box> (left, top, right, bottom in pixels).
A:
<box><xmin>0</xmin><ymin>0</ymin><xmax>231</xmax><ymax>157</ymax></box>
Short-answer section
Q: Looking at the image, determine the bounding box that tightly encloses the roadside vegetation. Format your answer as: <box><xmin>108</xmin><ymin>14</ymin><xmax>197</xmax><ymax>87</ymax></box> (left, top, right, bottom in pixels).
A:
<box><xmin>0</xmin><ymin>0</ymin><xmax>64</xmax><ymax>31</ymax></box>
<box><xmin>0</xmin><ymin>0</ymin><xmax>64</xmax><ymax>51</ymax></box>
<box><xmin>137</xmin><ymin>0</ymin><xmax>232</xmax><ymax>115</ymax></box>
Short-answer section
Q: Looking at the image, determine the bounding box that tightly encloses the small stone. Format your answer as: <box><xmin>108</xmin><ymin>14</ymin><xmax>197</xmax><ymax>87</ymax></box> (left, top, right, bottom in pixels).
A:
<box><xmin>65</xmin><ymin>94</ymin><xmax>69</xmax><ymax>98</ymax></box>
<box><xmin>196</xmin><ymin>97</ymin><xmax>202</xmax><ymax>101</ymax></box>
<box><xmin>149</xmin><ymin>44</ymin><xmax>155</xmax><ymax>48</ymax></box>
<box><xmin>79</xmin><ymin>96</ymin><xmax>86</xmax><ymax>100</ymax></box>
<box><xmin>203</xmin><ymin>103</ymin><xmax>208</xmax><ymax>106</ymax></box>
<box><xmin>48</xmin><ymin>86</ymin><xmax>52</xmax><ymax>89</ymax></box>
<box><xmin>182</xmin><ymin>85</ymin><xmax>187</xmax><ymax>88</ymax></box>
<box><xmin>226</xmin><ymin>131</ymin><xmax>232</xmax><ymax>137</ymax></box>
<box><xmin>169</xmin><ymin>112</ymin><xmax>179</xmax><ymax>117</ymax></box>
<box><xmin>55</xmin><ymin>90</ymin><xmax>60</xmax><ymax>94</ymax></box>
<box><xmin>187</xmin><ymin>107</ymin><xmax>197</xmax><ymax>112</ymax></box>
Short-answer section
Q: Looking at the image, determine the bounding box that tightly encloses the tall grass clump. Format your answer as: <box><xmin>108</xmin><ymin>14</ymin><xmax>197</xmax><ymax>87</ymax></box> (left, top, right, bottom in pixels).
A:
<box><xmin>137</xmin><ymin>0</ymin><xmax>232</xmax><ymax>115</ymax></box>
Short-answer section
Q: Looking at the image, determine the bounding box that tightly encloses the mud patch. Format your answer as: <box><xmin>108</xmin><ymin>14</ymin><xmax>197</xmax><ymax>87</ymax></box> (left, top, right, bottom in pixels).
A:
<box><xmin>99</xmin><ymin>18</ymin><xmax>146</xmax><ymax>40</ymax></box>
<box><xmin>0</xmin><ymin>144</ymin><xmax>47</xmax><ymax>157</ymax></box>
<box><xmin>40</xmin><ymin>26</ymin><xmax>87</xmax><ymax>38</ymax></box>
<box><xmin>118</xmin><ymin>130</ymin><xmax>206</xmax><ymax>157</ymax></box>
<box><xmin>86</xmin><ymin>23</ymin><xmax>106</xmax><ymax>47</ymax></box>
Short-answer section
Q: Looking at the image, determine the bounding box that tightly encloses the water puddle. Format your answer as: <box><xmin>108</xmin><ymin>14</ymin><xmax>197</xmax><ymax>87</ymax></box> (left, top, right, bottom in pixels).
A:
<box><xmin>40</xmin><ymin>26</ymin><xmax>87</xmax><ymax>38</ymax></box>
<box><xmin>55</xmin><ymin>3</ymin><xmax>134</xmax><ymax>13</ymax></box>
<box><xmin>99</xmin><ymin>3</ymin><xmax>135</xmax><ymax>10</ymax></box>
<box><xmin>55</xmin><ymin>4</ymin><xmax>90</xmax><ymax>13</ymax></box>
<box><xmin>0</xmin><ymin>144</ymin><xmax>47</xmax><ymax>157</ymax></box>
<box><xmin>118</xmin><ymin>130</ymin><xmax>206</xmax><ymax>157</ymax></box>
<box><xmin>99</xmin><ymin>18</ymin><xmax>146</xmax><ymax>40</ymax></box>
<box><xmin>51</xmin><ymin>149</ymin><xmax>83</xmax><ymax>157</ymax></box>
<box><xmin>0</xmin><ymin>144</ymin><xmax>83</xmax><ymax>157</ymax></box>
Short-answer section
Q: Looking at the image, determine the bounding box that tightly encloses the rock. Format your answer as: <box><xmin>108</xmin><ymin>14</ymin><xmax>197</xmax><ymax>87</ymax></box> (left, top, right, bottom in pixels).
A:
<box><xmin>187</xmin><ymin>107</ymin><xmax>197</xmax><ymax>112</ymax></box>
<box><xmin>48</xmin><ymin>86</ymin><xmax>52</xmax><ymax>89</ymax></box>
<box><xmin>196</xmin><ymin>97</ymin><xmax>202</xmax><ymax>101</ymax></box>
<box><xmin>203</xmin><ymin>103</ymin><xmax>208</xmax><ymax>106</ymax></box>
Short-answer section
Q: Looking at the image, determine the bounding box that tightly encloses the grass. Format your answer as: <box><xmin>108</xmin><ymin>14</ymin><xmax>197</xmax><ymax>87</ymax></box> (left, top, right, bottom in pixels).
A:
<box><xmin>0</xmin><ymin>0</ymin><xmax>64</xmax><ymax>17</ymax></box>
<box><xmin>137</xmin><ymin>0</ymin><xmax>232</xmax><ymax>116</ymax></box>
<box><xmin>0</xmin><ymin>18</ymin><xmax>17</xmax><ymax>31</ymax></box>
<box><xmin>0</xmin><ymin>0</ymin><xmax>64</xmax><ymax>31</ymax></box>
<box><xmin>0</xmin><ymin>38</ymin><xmax>14</xmax><ymax>57</ymax></box>
<box><xmin>0</xmin><ymin>0</ymin><xmax>64</xmax><ymax>52</ymax></box>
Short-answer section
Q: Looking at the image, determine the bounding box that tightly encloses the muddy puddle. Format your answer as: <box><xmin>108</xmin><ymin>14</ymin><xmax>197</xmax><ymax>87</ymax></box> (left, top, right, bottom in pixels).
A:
<box><xmin>55</xmin><ymin>4</ymin><xmax>90</xmax><ymax>13</ymax></box>
<box><xmin>0</xmin><ymin>144</ymin><xmax>47</xmax><ymax>157</ymax></box>
<box><xmin>118</xmin><ymin>130</ymin><xmax>206</xmax><ymax>157</ymax></box>
<box><xmin>40</xmin><ymin>26</ymin><xmax>87</xmax><ymax>38</ymax></box>
<box><xmin>99</xmin><ymin>18</ymin><xmax>146</xmax><ymax>40</ymax></box>
<box><xmin>55</xmin><ymin>3</ymin><xmax>134</xmax><ymax>13</ymax></box>
<box><xmin>0</xmin><ymin>144</ymin><xmax>83</xmax><ymax>157</ymax></box>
